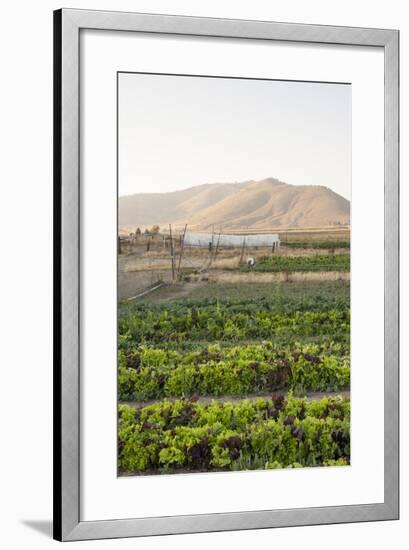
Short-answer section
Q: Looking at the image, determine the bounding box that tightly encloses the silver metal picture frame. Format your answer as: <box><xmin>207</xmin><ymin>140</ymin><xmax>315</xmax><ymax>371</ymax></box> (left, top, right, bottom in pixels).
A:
<box><xmin>53</xmin><ymin>8</ymin><xmax>399</xmax><ymax>542</ymax></box>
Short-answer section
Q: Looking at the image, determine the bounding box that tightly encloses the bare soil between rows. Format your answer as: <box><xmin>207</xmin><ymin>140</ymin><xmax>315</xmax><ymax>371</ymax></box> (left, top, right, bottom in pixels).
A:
<box><xmin>121</xmin><ymin>390</ymin><xmax>350</xmax><ymax>409</ymax></box>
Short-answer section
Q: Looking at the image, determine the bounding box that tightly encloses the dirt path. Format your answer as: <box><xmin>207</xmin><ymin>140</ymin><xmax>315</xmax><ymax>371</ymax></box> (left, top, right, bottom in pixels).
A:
<box><xmin>208</xmin><ymin>271</ymin><xmax>350</xmax><ymax>284</ymax></box>
<box><xmin>118</xmin><ymin>241</ymin><xmax>350</xmax><ymax>300</ymax></box>
<box><xmin>121</xmin><ymin>390</ymin><xmax>350</xmax><ymax>409</ymax></box>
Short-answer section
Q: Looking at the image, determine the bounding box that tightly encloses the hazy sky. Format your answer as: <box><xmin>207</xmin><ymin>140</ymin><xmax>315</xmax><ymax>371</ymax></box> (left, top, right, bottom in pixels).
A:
<box><xmin>118</xmin><ymin>73</ymin><xmax>351</xmax><ymax>200</ymax></box>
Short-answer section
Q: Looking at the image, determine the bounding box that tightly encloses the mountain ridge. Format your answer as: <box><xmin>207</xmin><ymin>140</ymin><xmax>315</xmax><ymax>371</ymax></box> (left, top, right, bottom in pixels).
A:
<box><xmin>119</xmin><ymin>177</ymin><xmax>350</xmax><ymax>230</ymax></box>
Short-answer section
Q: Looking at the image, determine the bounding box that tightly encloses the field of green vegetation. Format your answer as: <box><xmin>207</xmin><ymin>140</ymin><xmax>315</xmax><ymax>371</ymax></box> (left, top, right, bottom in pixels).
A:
<box><xmin>119</xmin><ymin>395</ymin><xmax>349</xmax><ymax>473</ymax></box>
<box><xmin>118</xmin><ymin>280</ymin><xmax>350</xmax><ymax>475</ymax></box>
<box><xmin>137</xmin><ymin>280</ymin><xmax>350</xmax><ymax>304</ymax></box>
<box><xmin>282</xmin><ymin>240</ymin><xmax>350</xmax><ymax>250</ymax></box>
<box><xmin>240</xmin><ymin>254</ymin><xmax>350</xmax><ymax>273</ymax></box>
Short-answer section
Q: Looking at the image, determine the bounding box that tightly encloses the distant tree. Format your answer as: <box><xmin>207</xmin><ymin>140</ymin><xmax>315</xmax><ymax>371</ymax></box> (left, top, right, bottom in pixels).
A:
<box><xmin>150</xmin><ymin>225</ymin><xmax>160</xmax><ymax>235</ymax></box>
<box><xmin>144</xmin><ymin>228</ymin><xmax>150</xmax><ymax>235</ymax></box>
<box><xmin>136</xmin><ymin>227</ymin><xmax>141</xmax><ymax>235</ymax></box>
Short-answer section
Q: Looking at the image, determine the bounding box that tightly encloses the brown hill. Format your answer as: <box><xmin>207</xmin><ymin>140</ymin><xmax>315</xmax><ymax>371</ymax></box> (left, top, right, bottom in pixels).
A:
<box><xmin>119</xmin><ymin>178</ymin><xmax>350</xmax><ymax>230</ymax></box>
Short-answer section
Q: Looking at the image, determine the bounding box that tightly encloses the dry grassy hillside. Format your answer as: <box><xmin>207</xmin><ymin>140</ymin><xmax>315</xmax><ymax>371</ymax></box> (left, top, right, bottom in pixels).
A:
<box><xmin>119</xmin><ymin>177</ymin><xmax>350</xmax><ymax>230</ymax></box>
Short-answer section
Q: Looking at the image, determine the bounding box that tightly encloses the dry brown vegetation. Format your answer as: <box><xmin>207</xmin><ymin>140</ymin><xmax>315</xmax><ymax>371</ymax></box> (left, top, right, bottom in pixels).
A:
<box><xmin>118</xmin><ymin>229</ymin><xmax>350</xmax><ymax>300</ymax></box>
<box><xmin>119</xmin><ymin>177</ymin><xmax>350</xmax><ymax>230</ymax></box>
<box><xmin>206</xmin><ymin>271</ymin><xmax>350</xmax><ymax>284</ymax></box>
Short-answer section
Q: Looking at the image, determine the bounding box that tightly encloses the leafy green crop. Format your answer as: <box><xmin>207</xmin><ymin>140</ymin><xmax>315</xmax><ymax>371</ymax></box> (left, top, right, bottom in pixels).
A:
<box><xmin>282</xmin><ymin>241</ymin><xmax>350</xmax><ymax>250</ymax></box>
<box><xmin>118</xmin><ymin>342</ymin><xmax>350</xmax><ymax>401</ymax></box>
<box><xmin>117</xmin><ymin>279</ymin><xmax>351</xmax><ymax>474</ymax></box>
<box><xmin>240</xmin><ymin>254</ymin><xmax>350</xmax><ymax>273</ymax></box>
<box><xmin>119</xmin><ymin>306</ymin><xmax>350</xmax><ymax>346</ymax></box>
<box><xmin>120</xmin><ymin>291</ymin><xmax>349</xmax><ymax>318</ymax></box>
<box><xmin>118</xmin><ymin>394</ymin><xmax>350</xmax><ymax>474</ymax></box>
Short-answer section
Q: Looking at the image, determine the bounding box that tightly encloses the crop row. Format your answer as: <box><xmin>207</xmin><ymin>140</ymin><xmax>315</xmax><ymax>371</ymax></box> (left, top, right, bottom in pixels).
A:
<box><xmin>118</xmin><ymin>395</ymin><xmax>350</xmax><ymax>473</ymax></box>
<box><xmin>282</xmin><ymin>240</ymin><xmax>350</xmax><ymax>250</ymax></box>
<box><xmin>120</xmin><ymin>292</ymin><xmax>350</xmax><ymax>319</ymax></box>
<box><xmin>241</xmin><ymin>253</ymin><xmax>350</xmax><ymax>273</ymax></box>
<box><xmin>119</xmin><ymin>308</ymin><xmax>350</xmax><ymax>345</ymax></box>
<box><xmin>118</xmin><ymin>342</ymin><xmax>350</xmax><ymax>401</ymax></box>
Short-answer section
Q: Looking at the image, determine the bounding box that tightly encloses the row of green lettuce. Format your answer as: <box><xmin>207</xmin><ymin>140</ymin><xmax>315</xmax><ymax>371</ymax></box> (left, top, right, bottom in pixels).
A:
<box><xmin>239</xmin><ymin>254</ymin><xmax>350</xmax><ymax>273</ymax></box>
<box><xmin>118</xmin><ymin>342</ymin><xmax>350</xmax><ymax>401</ymax></box>
<box><xmin>119</xmin><ymin>292</ymin><xmax>350</xmax><ymax>319</ymax></box>
<box><xmin>119</xmin><ymin>307</ymin><xmax>350</xmax><ymax>346</ymax></box>
<box><xmin>118</xmin><ymin>394</ymin><xmax>350</xmax><ymax>474</ymax></box>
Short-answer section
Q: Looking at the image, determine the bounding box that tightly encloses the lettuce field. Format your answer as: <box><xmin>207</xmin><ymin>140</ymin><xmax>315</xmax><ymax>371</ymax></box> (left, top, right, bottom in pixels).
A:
<box><xmin>118</xmin><ymin>281</ymin><xmax>350</xmax><ymax>475</ymax></box>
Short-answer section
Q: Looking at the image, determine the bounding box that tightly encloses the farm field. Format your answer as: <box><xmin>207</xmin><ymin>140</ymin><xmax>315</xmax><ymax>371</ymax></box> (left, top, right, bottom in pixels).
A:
<box><xmin>240</xmin><ymin>253</ymin><xmax>350</xmax><ymax>273</ymax></box>
<box><xmin>132</xmin><ymin>279</ymin><xmax>349</xmax><ymax>305</ymax></box>
<box><xmin>118</xmin><ymin>232</ymin><xmax>350</xmax><ymax>300</ymax></box>
<box><xmin>283</xmin><ymin>240</ymin><xmax>349</xmax><ymax>249</ymax></box>
<box><xmin>117</xmin><ymin>75</ymin><xmax>352</xmax><ymax>478</ymax></box>
<box><xmin>118</xmin><ymin>241</ymin><xmax>351</xmax><ymax>475</ymax></box>
<box><xmin>119</xmin><ymin>395</ymin><xmax>350</xmax><ymax>474</ymax></box>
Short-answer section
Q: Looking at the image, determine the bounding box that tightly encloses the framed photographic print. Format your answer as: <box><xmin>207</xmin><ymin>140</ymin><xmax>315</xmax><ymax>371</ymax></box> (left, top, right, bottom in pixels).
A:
<box><xmin>54</xmin><ymin>8</ymin><xmax>399</xmax><ymax>542</ymax></box>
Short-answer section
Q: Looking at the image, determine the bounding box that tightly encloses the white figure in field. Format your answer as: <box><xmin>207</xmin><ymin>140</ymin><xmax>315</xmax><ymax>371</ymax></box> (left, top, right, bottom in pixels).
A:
<box><xmin>247</xmin><ymin>257</ymin><xmax>256</xmax><ymax>271</ymax></box>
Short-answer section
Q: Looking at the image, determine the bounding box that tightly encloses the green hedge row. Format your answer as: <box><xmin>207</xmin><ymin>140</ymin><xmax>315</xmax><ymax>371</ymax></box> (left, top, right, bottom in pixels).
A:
<box><xmin>118</xmin><ymin>342</ymin><xmax>350</xmax><ymax>401</ymax></box>
<box><xmin>118</xmin><ymin>395</ymin><xmax>350</xmax><ymax>473</ymax></box>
